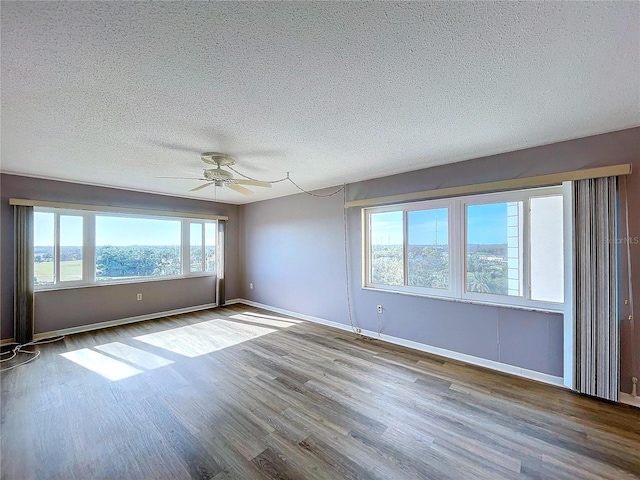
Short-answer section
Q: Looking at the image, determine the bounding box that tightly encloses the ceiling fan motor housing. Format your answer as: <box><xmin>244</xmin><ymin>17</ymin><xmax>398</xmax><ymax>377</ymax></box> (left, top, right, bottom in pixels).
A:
<box><xmin>201</xmin><ymin>152</ymin><xmax>236</xmax><ymax>166</ymax></box>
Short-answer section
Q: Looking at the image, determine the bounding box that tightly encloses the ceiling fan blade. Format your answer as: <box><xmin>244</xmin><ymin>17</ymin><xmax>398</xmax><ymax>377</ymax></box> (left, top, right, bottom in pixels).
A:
<box><xmin>192</xmin><ymin>128</ymin><xmax>233</xmax><ymax>151</ymax></box>
<box><xmin>157</xmin><ymin>176</ymin><xmax>206</xmax><ymax>180</ymax></box>
<box><xmin>148</xmin><ymin>141</ymin><xmax>204</xmax><ymax>154</ymax></box>
<box><xmin>232</xmin><ymin>179</ymin><xmax>272</xmax><ymax>188</ymax></box>
<box><xmin>227</xmin><ymin>183</ymin><xmax>254</xmax><ymax>195</ymax></box>
<box><xmin>190</xmin><ymin>182</ymin><xmax>215</xmax><ymax>192</ymax></box>
<box><xmin>234</xmin><ymin>150</ymin><xmax>283</xmax><ymax>159</ymax></box>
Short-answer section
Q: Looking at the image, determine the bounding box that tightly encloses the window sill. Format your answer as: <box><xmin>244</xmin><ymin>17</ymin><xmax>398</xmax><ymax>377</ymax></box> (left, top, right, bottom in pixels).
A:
<box><xmin>362</xmin><ymin>286</ymin><xmax>564</xmax><ymax>314</ymax></box>
<box><xmin>34</xmin><ymin>273</ymin><xmax>216</xmax><ymax>292</ymax></box>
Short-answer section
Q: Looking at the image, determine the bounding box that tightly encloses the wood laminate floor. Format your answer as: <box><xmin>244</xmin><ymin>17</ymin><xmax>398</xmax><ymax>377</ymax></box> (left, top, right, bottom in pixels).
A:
<box><xmin>1</xmin><ymin>304</ymin><xmax>639</xmax><ymax>479</ymax></box>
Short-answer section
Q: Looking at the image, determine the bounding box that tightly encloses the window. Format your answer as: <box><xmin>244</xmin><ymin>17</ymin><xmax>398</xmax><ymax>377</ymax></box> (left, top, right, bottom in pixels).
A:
<box><xmin>34</xmin><ymin>208</ymin><xmax>218</xmax><ymax>289</ymax></box>
<box><xmin>204</xmin><ymin>222</ymin><xmax>216</xmax><ymax>273</ymax></box>
<box><xmin>370</xmin><ymin>211</ymin><xmax>403</xmax><ymax>286</ymax></box>
<box><xmin>34</xmin><ymin>212</ymin><xmax>85</xmax><ymax>286</ymax></box>
<box><xmin>364</xmin><ymin>186</ymin><xmax>564</xmax><ymax>311</ymax></box>
<box><xmin>466</xmin><ymin>201</ymin><xmax>522</xmax><ymax>296</ymax></box>
<box><xmin>189</xmin><ymin>223</ymin><xmax>203</xmax><ymax>272</ymax></box>
<box><xmin>187</xmin><ymin>221</ymin><xmax>217</xmax><ymax>273</ymax></box>
<box><xmin>96</xmin><ymin>216</ymin><xmax>181</xmax><ymax>282</ymax></box>
<box><xmin>529</xmin><ymin>195</ymin><xmax>564</xmax><ymax>303</ymax></box>
<box><xmin>408</xmin><ymin>207</ymin><xmax>449</xmax><ymax>290</ymax></box>
<box><xmin>60</xmin><ymin>215</ymin><xmax>84</xmax><ymax>282</ymax></box>
<box><xmin>34</xmin><ymin>212</ymin><xmax>55</xmax><ymax>286</ymax></box>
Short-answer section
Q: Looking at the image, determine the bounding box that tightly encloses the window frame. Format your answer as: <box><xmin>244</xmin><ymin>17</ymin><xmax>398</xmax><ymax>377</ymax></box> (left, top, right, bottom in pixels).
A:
<box><xmin>183</xmin><ymin>220</ymin><xmax>217</xmax><ymax>275</ymax></box>
<box><xmin>34</xmin><ymin>207</ymin><xmax>218</xmax><ymax>290</ymax></box>
<box><xmin>363</xmin><ymin>185</ymin><xmax>565</xmax><ymax>313</ymax></box>
<box><xmin>34</xmin><ymin>208</ymin><xmax>91</xmax><ymax>289</ymax></box>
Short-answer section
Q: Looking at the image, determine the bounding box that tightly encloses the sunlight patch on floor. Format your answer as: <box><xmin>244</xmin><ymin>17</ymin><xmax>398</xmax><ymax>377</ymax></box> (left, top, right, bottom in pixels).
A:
<box><xmin>133</xmin><ymin>318</ymin><xmax>276</xmax><ymax>358</ymax></box>
<box><xmin>60</xmin><ymin>348</ymin><xmax>143</xmax><ymax>381</ymax></box>
<box><xmin>94</xmin><ymin>342</ymin><xmax>174</xmax><ymax>369</ymax></box>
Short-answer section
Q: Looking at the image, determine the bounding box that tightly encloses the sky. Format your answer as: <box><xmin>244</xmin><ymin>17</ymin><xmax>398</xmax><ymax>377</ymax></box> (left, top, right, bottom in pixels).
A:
<box><xmin>371</xmin><ymin>203</ymin><xmax>511</xmax><ymax>245</ymax></box>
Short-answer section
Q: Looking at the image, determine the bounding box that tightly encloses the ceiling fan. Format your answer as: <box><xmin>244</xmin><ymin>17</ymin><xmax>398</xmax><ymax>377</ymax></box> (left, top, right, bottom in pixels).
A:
<box><xmin>161</xmin><ymin>152</ymin><xmax>272</xmax><ymax>195</ymax></box>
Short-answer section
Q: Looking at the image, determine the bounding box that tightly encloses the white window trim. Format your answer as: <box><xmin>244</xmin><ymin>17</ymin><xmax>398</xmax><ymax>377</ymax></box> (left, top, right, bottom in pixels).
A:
<box><xmin>363</xmin><ymin>185</ymin><xmax>565</xmax><ymax>313</ymax></box>
<box><xmin>34</xmin><ymin>207</ymin><xmax>218</xmax><ymax>291</ymax></box>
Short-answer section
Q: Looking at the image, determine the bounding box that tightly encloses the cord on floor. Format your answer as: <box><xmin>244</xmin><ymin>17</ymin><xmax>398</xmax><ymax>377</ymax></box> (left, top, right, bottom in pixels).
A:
<box><xmin>0</xmin><ymin>336</ymin><xmax>65</xmax><ymax>372</ymax></box>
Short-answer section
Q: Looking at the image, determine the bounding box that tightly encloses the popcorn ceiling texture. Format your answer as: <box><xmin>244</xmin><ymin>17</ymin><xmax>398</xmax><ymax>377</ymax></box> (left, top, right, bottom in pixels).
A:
<box><xmin>1</xmin><ymin>2</ymin><xmax>638</xmax><ymax>204</ymax></box>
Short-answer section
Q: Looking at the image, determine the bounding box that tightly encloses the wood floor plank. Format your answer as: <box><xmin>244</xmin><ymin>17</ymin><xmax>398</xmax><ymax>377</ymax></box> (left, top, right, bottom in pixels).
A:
<box><xmin>2</xmin><ymin>304</ymin><xmax>639</xmax><ymax>480</ymax></box>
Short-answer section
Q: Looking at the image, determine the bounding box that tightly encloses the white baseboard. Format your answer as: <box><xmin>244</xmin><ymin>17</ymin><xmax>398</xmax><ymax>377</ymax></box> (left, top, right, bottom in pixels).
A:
<box><xmin>237</xmin><ymin>299</ymin><xmax>565</xmax><ymax>388</ymax></box>
<box><xmin>1</xmin><ymin>299</ymin><xmax>244</xmax><ymax>345</ymax></box>
<box><xmin>620</xmin><ymin>392</ymin><xmax>640</xmax><ymax>408</ymax></box>
<box><xmin>2</xmin><ymin>299</ymin><xmax>243</xmax><ymax>345</ymax></box>
<box><xmin>33</xmin><ymin>303</ymin><xmax>218</xmax><ymax>340</ymax></box>
<box><xmin>223</xmin><ymin>298</ymin><xmax>242</xmax><ymax>306</ymax></box>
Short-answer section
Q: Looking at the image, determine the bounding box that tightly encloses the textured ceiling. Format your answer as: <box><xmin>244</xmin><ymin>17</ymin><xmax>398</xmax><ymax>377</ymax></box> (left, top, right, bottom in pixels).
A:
<box><xmin>1</xmin><ymin>2</ymin><xmax>639</xmax><ymax>204</ymax></box>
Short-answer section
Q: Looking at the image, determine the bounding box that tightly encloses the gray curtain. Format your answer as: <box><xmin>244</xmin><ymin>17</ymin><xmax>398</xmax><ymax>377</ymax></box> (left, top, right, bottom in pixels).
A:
<box><xmin>14</xmin><ymin>205</ymin><xmax>35</xmax><ymax>345</ymax></box>
<box><xmin>573</xmin><ymin>177</ymin><xmax>619</xmax><ymax>401</ymax></box>
<box><xmin>216</xmin><ymin>220</ymin><xmax>226</xmax><ymax>307</ymax></box>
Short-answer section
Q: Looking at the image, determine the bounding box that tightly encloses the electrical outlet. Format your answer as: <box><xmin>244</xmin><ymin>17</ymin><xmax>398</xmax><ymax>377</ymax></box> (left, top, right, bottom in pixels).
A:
<box><xmin>250</xmin><ymin>283</ymin><xmax>254</xmax><ymax>290</ymax></box>
<box><xmin>377</xmin><ymin>305</ymin><xmax>383</xmax><ymax>314</ymax></box>
<box><xmin>137</xmin><ymin>293</ymin><xmax>142</xmax><ymax>301</ymax></box>
<box><xmin>355</xmin><ymin>327</ymin><xmax>362</xmax><ymax>334</ymax></box>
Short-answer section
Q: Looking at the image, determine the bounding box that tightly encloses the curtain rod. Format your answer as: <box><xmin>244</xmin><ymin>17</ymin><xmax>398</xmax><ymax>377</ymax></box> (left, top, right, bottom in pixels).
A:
<box><xmin>345</xmin><ymin>164</ymin><xmax>633</xmax><ymax>208</ymax></box>
<box><xmin>9</xmin><ymin>198</ymin><xmax>228</xmax><ymax>221</ymax></box>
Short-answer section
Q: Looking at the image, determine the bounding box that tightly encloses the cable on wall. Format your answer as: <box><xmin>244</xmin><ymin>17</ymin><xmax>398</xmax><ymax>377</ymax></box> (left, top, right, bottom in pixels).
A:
<box><xmin>287</xmin><ymin>175</ymin><xmax>345</xmax><ymax>198</ymax></box>
<box><xmin>0</xmin><ymin>336</ymin><xmax>65</xmax><ymax>372</ymax></box>
<box><xmin>342</xmin><ymin>185</ymin><xmax>358</xmax><ymax>334</ymax></box>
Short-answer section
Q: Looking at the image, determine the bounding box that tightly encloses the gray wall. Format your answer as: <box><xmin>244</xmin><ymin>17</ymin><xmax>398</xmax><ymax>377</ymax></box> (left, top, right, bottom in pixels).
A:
<box><xmin>241</xmin><ymin>127</ymin><xmax>640</xmax><ymax>387</ymax></box>
<box><xmin>1</xmin><ymin>174</ymin><xmax>241</xmax><ymax>339</ymax></box>
<box><xmin>240</xmin><ymin>188</ymin><xmax>348</xmax><ymax>325</ymax></box>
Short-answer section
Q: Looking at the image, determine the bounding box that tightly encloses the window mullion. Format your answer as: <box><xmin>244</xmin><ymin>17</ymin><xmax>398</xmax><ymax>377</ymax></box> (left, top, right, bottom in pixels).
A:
<box><xmin>201</xmin><ymin>222</ymin><xmax>206</xmax><ymax>271</ymax></box>
<box><xmin>451</xmin><ymin>200</ymin><xmax>462</xmax><ymax>298</ymax></box>
<box><xmin>523</xmin><ymin>197</ymin><xmax>531</xmax><ymax>300</ymax></box>
<box><xmin>460</xmin><ymin>200</ymin><xmax>469</xmax><ymax>300</ymax></box>
<box><xmin>403</xmin><ymin>210</ymin><xmax>408</xmax><ymax>286</ymax></box>
<box><xmin>54</xmin><ymin>213</ymin><xmax>60</xmax><ymax>284</ymax></box>
<box><xmin>84</xmin><ymin>213</ymin><xmax>95</xmax><ymax>284</ymax></box>
<box><xmin>181</xmin><ymin>220</ymin><xmax>189</xmax><ymax>275</ymax></box>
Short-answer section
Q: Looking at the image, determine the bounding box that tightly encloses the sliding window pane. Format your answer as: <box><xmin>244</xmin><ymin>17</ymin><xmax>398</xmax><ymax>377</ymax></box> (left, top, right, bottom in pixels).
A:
<box><xmin>530</xmin><ymin>195</ymin><xmax>564</xmax><ymax>303</ymax></box>
<box><xmin>204</xmin><ymin>222</ymin><xmax>216</xmax><ymax>273</ymax></box>
<box><xmin>370</xmin><ymin>211</ymin><xmax>404</xmax><ymax>286</ymax></box>
<box><xmin>408</xmin><ymin>208</ymin><xmax>449</xmax><ymax>289</ymax></box>
<box><xmin>60</xmin><ymin>215</ymin><xmax>83</xmax><ymax>282</ymax></box>
<box><xmin>190</xmin><ymin>223</ymin><xmax>203</xmax><ymax>272</ymax></box>
<box><xmin>95</xmin><ymin>216</ymin><xmax>181</xmax><ymax>281</ymax></box>
<box><xmin>34</xmin><ymin>212</ymin><xmax>55</xmax><ymax>285</ymax></box>
<box><xmin>466</xmin><ymin>202</ymin><xmax>522</xmax><ymax>296</ymax></box>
